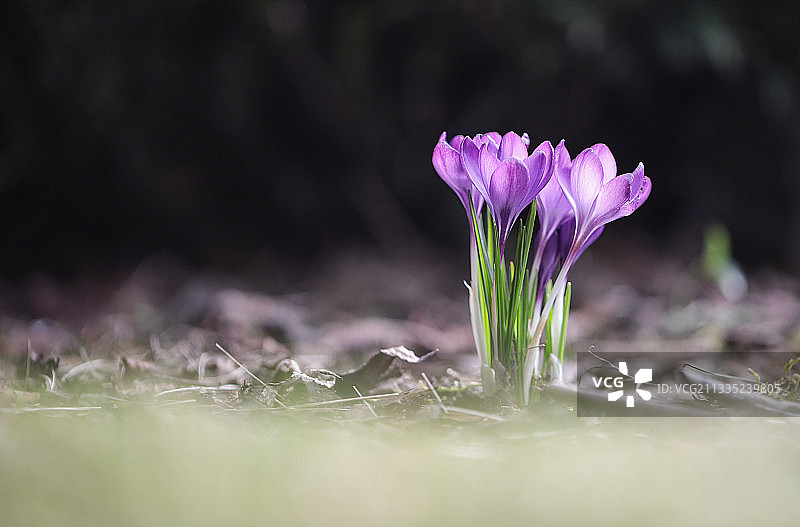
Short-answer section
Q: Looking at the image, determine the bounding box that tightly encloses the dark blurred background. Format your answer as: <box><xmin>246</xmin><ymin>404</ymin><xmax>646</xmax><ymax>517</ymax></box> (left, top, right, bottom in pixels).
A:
<box><xmin>2</xmin><ymin>0</ymin><xmax>799</xmax><ymax>284</ymax></box>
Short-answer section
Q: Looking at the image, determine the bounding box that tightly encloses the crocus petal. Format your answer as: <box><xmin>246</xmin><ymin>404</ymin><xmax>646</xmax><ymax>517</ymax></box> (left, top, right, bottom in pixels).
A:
<box><xmin>499</xmin><ymin>131</ymin><xmax>529</xmax><ymax>161</ymax></box>
<box><xmin>488</xmin><ymin>158</ymin><xmax>531</xmax><ymax>246</ymax></box>
<box><xmin>524</xmin><ymin>140</ymin><xmax>555</xmax><ymax>200</ymax></box>
<box><xmin>536</xmin><ymin>169</ymin><xmax>562</xmax><ymax>217</ymax></box>
<box><xmin>588</xmin><ymin>175</ymin><xmax>632</xmax><ymax>233</ymax></box>
<box><xmin>537</xmin><ymin>172</ymin><xmax>573</xmax><ymax>239</ymax></box>
<box><xmin>532</xmin><ymin>140</ymin><xmax>555</xmax><ymax>169</ymax></box>
<box><xmin>560</xmin><ymin>148</ymin><xmax>604</xmax><ymax>227</ymax></box>
<box><xmin>474</xmin><ymin>133</ymin><xmax>501</xmax><ymax>155</ymax></box>
<box><xmin>632</xmin><ymin>175</ymin><xmax>651</xmax><ymax>209</ymax></box>
<box><xmin>433</xmin><ymin>133</ymin><xmax>486</xmax><ymax>215</ymax></box>
<box><xmin>433</xmin><ymin>138</ymin><xmax>470</xmax><ymax>206</ymax></box>
<box><xmin>630</xmin><ymin>162</ymin><xmax>644</xmax><ymax>194</ymax></box>
<box><xmin>523</xmin><ymin>151</ymin><xmax>547</xmax><ymax>185</ymax></box>
<box><xmin>521</xmin><ymin>152</ymin><xmax>548</xmax><ymax>206</ymax></box>
<box><xmin>521</xmin><ymin>132</ymin><xmax>530</xmax><ymax>147</ymax></box>
<box><xmin>591</xmin><ymin>143</ymin><xmax>617</xmax><ymax>183</ymax></box>
<box><xmin>461</xmin><ymin>137</ymin><xmax>489</xmax><ymax>201</ymax></box>
<box><xmin>483</xmin><ymin>139</ymin><xmax>499</xmax><ymax>159</ymax></box>
<box><xmin>478</xmin><ymin>143</ymin><xmax>502</xmax><ymax>187</ymax></box>
<box><xmin>432</xmin><ymin>139</ymin><xmax>465</xmax><ymax>185</ymax></box>
<box><xmin>555</xmin><ymin>140</ymin><xmax>572</xmax><ymax>179</ymax></box>
<box><xmin>536</xmin><ymin>140</ymin><xmax>573</xmax><ymax>243</ymax></box>
<box><xmin>488</xmin><ymin>159</ymin><xmax>531</xmax><ymax>211</ymax></box>
<box><xmin>448</xmin><ymin>134</ymin><xmax>465</xmax><ymax>149</ymax></box>
<box><xmin>482</xmin><ymin>132</ymin><xmax>502</xmax><ymax>147</ymax></box>
<box><xmin>618</xmin><ymin>165</ymin><xmax>651</xmax><ymax>217</ymax></box>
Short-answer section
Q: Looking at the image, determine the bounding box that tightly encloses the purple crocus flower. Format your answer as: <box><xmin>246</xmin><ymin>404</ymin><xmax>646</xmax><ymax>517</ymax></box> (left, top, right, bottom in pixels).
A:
<box><xmin>432</xmin><ymin>132</ymin><xmax>485</xmax><ymax>216</ymax></box>
<box><xmin>530</xmin><ymin>140</ymin><xmax>574</xmax><ymax>291</ymax></box>
<box><xmin>558</xmin><ymin>143</ymin><xmax>651</xmax><ymax>267</ymax></box>
<box><xmin>532</xmin><ymin>141</ymin><xmax>645</xmax><ymax>314</ymax></box>
<box><xmin>461</xmin><ymin>131</ymin><xmax>554</xmax><ymax>254</ymax></box>
<box><xmin>433</xmin><ymin>130</ymin><xmax>511</xmax><ymax>394</ymax></box>
<box><xmin>523</xmin><ymin>143</ymin><xmax>650</xmax><ymax>401</ymax></box>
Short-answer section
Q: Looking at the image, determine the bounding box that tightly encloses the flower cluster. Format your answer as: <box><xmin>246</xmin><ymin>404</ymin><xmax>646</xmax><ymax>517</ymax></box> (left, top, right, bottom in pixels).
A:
<box><xmin>433</xmin><ymin>131</ymin><xmax>651</xmax><ymax>404</ymax></box>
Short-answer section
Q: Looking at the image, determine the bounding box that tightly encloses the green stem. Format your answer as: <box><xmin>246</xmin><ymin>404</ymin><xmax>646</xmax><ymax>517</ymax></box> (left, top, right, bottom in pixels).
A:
<box><xmin>558</xmin><ymin>281</ymin><xmax>572</xmax><ymax>365</ymax></box>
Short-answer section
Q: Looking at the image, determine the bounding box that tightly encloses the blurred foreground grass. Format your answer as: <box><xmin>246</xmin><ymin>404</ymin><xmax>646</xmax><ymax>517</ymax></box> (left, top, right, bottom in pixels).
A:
<box><xmin>1</xmin><ymin>406</ymin><xmax>799</xmax><ymax>526</ymax></box>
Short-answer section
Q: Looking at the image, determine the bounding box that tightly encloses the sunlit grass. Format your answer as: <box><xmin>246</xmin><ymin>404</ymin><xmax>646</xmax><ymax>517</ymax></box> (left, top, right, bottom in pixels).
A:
<box><xmin>2</xmin><ymin>406</ymin><xmax>799</xmax><ymax>526</ymax></box>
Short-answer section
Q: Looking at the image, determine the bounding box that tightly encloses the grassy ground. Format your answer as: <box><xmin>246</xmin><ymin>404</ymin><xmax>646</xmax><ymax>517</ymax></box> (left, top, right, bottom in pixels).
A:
<box><xmin>3</xmin><ymin>248</ymin><xmax>799</xmax><ymax>526</ymax></box>
<box><xmin>2</xmin><ymin>404</ymin><xmax>799</xmax><ymax>526</ymax></box>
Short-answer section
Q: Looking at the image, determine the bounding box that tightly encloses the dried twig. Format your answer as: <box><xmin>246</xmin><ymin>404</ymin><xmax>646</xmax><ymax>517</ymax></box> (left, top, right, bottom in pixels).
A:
<box><xmin>214</xmin><ymin>343</ymin><xmax>288</xmax><ymax>408</ymax></box>
<box><xmin>288</xmin><ymin>392</ymin><xmax>402</xmax><ymax>409</ymax></box>
<box><xmin>352</xmin><ymin>385</ymin><xmax>378</xmax><ymax>417</ymax></box>
<box><xmin>156</xmin><ymin>385</ymin><xmax>239</xmax><ymax>397</ymax></box>
<box><xmin>215</xmin><ymin>343</ymin><xmax>267</xmax><ymax>387</ymax></box>
<box><xmin>443</xmin><ymin>406</ymin><xmax>505</xmax><ymax>422</ymax></box>
<box><xmin>421</xmin><ymin>372</ymin><xmax>448</xmax><ymax>414</ymax></box>
<box><xmin>2</xmin><ymin>406</ymin><xmax>103</xmax><ymax>414</ymax></box>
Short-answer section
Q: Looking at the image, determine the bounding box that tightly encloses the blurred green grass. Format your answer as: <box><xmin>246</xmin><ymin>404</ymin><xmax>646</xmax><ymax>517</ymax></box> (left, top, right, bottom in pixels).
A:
<box><xmin>2</xmin><ymin>407</ymin><xmax>799</xmax><ymax>526</ymax></box>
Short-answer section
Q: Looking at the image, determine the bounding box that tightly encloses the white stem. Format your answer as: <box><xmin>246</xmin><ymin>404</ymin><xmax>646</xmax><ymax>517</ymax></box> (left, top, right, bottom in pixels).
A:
<box><xmin>548</xmin><ymin>285</ymin><xmax>566</xmax><ymax>383</ymax></box>
<box><xmin>532</xmin><ymin>257</ymin><xmax>572</xmax><ymax>346</ymax></box>
<box><xmin>467</xmin><ymin>234</ymin><xmax>497</xmax><ymax>394</ymax></box>
<box><xmin>522</xmin><ymin>261</ymin><xmax>571</xmax><ymax>404</ymax></box>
